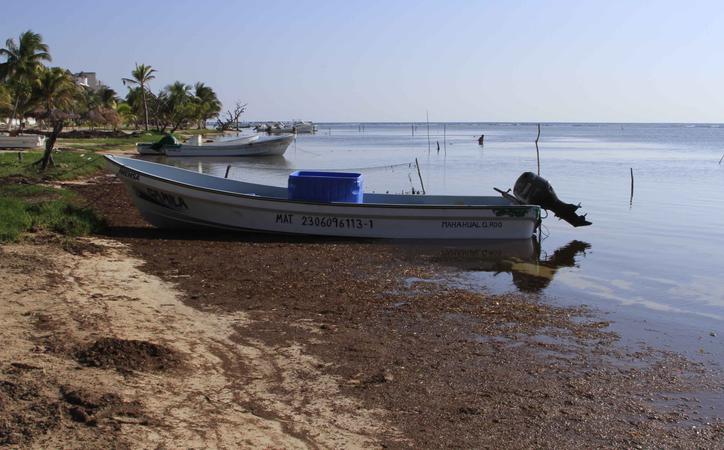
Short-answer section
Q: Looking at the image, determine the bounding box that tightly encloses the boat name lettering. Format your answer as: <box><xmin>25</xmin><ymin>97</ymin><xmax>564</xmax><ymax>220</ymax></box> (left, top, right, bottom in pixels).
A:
<box><xmin>118</xmin><ymin>167</ymin><xmax>140</xmax><ymax>180</ymax></box>
<box><xmin>288</xmin><ymin>215</ymin><xmax>374</xmax><ymax>229</ymax></box>
<box><xmin>142</xmin><ymin>187</ymin><xmax>189</xmax><ymax>210</ymax></box>
<box><xmin>441</xmin><ymin>220</ymin><xmax>502</xmax><ymax>229</ymax></box>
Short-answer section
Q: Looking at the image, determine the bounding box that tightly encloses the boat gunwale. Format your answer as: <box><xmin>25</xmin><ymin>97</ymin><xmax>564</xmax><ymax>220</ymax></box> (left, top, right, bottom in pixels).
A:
<box><xmin>105</xmin><ymin>155</ymin><xmax>540</xmax><ymax>213</ymax></box>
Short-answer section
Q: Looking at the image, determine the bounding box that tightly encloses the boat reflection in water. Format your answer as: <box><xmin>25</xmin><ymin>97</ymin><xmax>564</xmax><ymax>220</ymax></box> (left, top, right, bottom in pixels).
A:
<box><xmin>507</xmin><ymin>240</ymin><xmax>590</xmax><ymax>293</ymax></box>
<box><xmin>396</xmin><ymin>239</ymin><xmax>590</xmax><ymax>294</ymax></box>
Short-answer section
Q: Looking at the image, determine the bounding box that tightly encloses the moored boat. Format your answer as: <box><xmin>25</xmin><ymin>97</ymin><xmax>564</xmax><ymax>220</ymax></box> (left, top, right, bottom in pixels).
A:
<box><xmin>136</xmin><ymin>134</ymin><xmax>292</xmax><ymax>157</ymax></box>
<box><xmin>256</xmin><ymin>121</ymin><xmax>318</xmax><ymax>134</ymax></box>
<box><xmin>105</xmin><ymin>155</ymin><xmax>541</xmax><ymax>240</ymax></box>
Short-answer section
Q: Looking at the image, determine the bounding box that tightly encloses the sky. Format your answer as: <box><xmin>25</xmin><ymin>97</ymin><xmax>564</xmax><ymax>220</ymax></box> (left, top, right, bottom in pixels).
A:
<box><xmin>2</xmin><ymin>0</ymin><xmax>724</xmax><ymax>122</ymax></box>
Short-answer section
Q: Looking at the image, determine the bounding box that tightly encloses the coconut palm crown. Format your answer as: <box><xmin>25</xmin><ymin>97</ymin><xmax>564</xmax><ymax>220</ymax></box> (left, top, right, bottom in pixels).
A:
<box><xmin>122</xmin><ymin>63</ymin><xmax>156</xmax><ymax>131</ymax></box>
<box><xmin>0</xmin><ymin>30</ymin><xmax>52</xmax><ymax>129</ymax></box>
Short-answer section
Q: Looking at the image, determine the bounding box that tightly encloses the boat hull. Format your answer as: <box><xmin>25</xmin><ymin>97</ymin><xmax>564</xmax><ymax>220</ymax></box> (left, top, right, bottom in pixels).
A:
<box><xmin>105</xmin><ymin>156</ymin><xmax>540</xmax><ymax>240</ymax></box>
<box><xmin>136</xmin><ymin>134</ymin><xmax>292</xmax><ymax>157</ymax></box>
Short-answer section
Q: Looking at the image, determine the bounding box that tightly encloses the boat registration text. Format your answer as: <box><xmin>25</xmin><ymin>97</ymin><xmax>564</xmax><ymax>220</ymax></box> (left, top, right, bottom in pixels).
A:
<box><xmin>276</xmin><ymin>213</ymin><xmax>373</xmax><ymax>229</ymax></box>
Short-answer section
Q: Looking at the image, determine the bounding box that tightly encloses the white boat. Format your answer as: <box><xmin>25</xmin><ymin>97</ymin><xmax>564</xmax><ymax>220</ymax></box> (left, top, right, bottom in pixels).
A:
<box><xmin>105</xmin><ymin>155</ymin><xmax>540</xmax><ymax>240</ymax></box>
<box><xmin>0</xmin><ymin>134</ymin><xmax>46</xmax><ymax>149</ymax></box>
<box><xmin>137</xmin><ymin>134</ymin><xmax>292</xmax><ymax>157</ymax></box>
<box><xmin>258</xmin><ymin>121</ymin><xmax>318</xmax><ymax>134</ymax></box>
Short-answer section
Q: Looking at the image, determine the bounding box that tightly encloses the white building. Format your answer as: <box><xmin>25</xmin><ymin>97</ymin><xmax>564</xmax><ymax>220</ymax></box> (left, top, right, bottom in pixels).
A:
<box><xmin>74</xmin><ymin>71</ymin><xmax>101</xmax><ymax>90</ymax></box>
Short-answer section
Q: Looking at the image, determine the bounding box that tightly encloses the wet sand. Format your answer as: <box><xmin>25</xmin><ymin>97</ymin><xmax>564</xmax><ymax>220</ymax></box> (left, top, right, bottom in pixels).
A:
<box><xmin>1</xmin><ymin>175</ymin><xmax>722</xmax><ymax>448</ymax></box>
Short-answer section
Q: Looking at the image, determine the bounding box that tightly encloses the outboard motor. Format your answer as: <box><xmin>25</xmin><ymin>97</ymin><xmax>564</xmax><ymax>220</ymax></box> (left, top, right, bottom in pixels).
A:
<box><xmin>513</xmin><ymin>172</ymin><xmax>591</xmax><ymax>227</ymax></box>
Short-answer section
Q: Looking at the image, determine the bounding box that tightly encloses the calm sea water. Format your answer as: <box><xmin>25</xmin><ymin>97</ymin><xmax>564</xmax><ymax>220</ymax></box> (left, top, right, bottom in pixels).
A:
<box><xmin>156</xmin><ymin>123</ymin><xmax>724</xmax><ymax>361</ymax></box>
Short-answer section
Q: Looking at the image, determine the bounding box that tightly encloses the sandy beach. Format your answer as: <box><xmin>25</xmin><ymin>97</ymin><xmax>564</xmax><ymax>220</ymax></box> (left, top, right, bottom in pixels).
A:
<box><xmin>0</xmin><ymin>174</ymin><xmax>720</xmax><ymax>448</ymax></box>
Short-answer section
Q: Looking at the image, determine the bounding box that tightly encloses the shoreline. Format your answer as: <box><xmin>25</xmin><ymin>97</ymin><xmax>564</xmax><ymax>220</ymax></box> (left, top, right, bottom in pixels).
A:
<box><xmin>1</xmin><ymin>174</ymin><xmax>722</xmax><ymax>447</ymax></box>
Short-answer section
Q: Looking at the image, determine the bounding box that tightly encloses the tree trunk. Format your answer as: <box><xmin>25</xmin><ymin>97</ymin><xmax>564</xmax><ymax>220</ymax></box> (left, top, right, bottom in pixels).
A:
<box><xmin>9</xmin><ymin>94</ymin><xmax>21</xmax><ymax>136</ymax></box>
<box><xmin>141</xmin><ymin>84</ymin><xmax>149</xmax><ymax>132</ymax></box>
<box><xmin>170</xmin><ymin>119</ymin><xmax>183</xmax><ymax>133</ymax></box>
<box><xmin>35</xmin><ymin>120</ymin><xmax>64</xmax><ymax>171</ymax></box>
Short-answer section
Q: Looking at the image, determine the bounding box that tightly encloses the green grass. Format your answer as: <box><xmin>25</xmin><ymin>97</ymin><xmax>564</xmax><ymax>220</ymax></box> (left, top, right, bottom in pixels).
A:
<box><xmin>0</xmin><ymin>151</ymin><xmax>107</xmax><ymax>242</ymax></box>
<box><xmin>60</xmin><ymin>131</ymin><xmax>165</xmax><ymax>151</ymax></box>
<box><xmin>0</xmin><ymin>196</ymin><xmax>32</xmax><ymax>242</ymax></box>
<box><xmin>60</xmin><ymin>129</ymin><xmax>222</xmax><ymax>151</ymax></box>
<box><xmin>0</xmin><ymin>183</ymin><xmax>105</xmax><ymax>242</ymax></box>
<box><xmin>0</xmin><ymin>151</ymin><xmax>106</xmax><ymax>181</ymax></box>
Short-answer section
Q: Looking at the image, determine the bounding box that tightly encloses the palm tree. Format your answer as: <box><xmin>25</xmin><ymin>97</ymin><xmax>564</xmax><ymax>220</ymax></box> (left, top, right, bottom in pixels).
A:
<box><xmin>163</xmin><ymin>81</ymin><xmax>195</xmax><ymax>132</ymax></box>
<box><xmin>30</xmin><ymin>67</ymin><xmax>79</xmax><ymax>169</ymax></box>
<box><xmin>0</xmin><ymin>30</ymin><xmax>52</xmax><ymax>131</ymax></box>
<box><xmin>32</xmin><ymin>67</ymin><xmax>77</xmax><ymax>112</ymax></box>
<box><xmin>116</xmin><ymin>102</ymin><xmax>137</xmax><ymax>128</ymax></box>
<box><xmin>80</xmin><ymin>84</ymin><xmax>119</xmax><ymax>130</ymax></box>
<box><xmin>193</xmin><ymin>82</ymin><xmax>221</xmax><ymax>129</ymax></box>
<box><xmin>122</xmin><ymin>63</ymin><xmax>156</xmax><ymax>131</ymax></box>
<box><xmin>96</xmin><ymin>84</ymin><xmax>118</xmax><ymax>109</ymax></box>
<box><xmin>167</xmin><ymin>81</ymin><xmax>190</xmax><ymax>101</ymax></box>
<box><xmin>0</xmin><ymin>84</ymin><xmax>11</xmax><ymax>116</ymax></box>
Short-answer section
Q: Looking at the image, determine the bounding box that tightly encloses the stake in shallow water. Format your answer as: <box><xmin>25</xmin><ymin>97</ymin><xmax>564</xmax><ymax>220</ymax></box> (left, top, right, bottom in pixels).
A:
<box><xmin>415</xmin><ymin>157</ymin><xmax>426</xmax><ymax>194</ymax></box>
<box><xmin>426</xmin><ymin>111</ymin><xmax>431</xmax><ymax>154</ymax></box>
<box><xmin>535</xmin><ymin>123</ymin><xmax>541</xmax><ymax>175</ymax></box>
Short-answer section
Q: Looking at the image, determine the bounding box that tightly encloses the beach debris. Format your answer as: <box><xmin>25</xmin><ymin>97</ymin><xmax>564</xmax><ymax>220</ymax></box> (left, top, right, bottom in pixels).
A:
<box><xmin>513</xmin><ymin>172</ymin><xmax>592</xmax><ymax>227</ymax></box>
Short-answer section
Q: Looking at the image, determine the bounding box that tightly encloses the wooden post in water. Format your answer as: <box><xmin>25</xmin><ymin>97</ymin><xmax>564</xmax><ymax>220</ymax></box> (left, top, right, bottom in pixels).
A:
<box><xmin>535</xmin><ymin>123</ymin><xmax>541</xmax><ymax>175</ymax></box>
<box><xmin>719</xmin><ymin>152</ymin><xmax>724</xmax><ymax>164</ymax></box>
<box><xmin>415</xmin><ymin>157</ymin><xmax>426</xmax><ymax>194</ymax></box>
<box><xmin>443</xmin><ymin>123</ymin><xmax>447</xmax><ymax>153</ymax></box>
<box><xmin>426</xmin><ymin>111</ymin><xmax>431</xmax><ymax>155</ymax></box>
<box><xmin>225</xmin><ymin>165</ymin><xmax>231</xmax><ymax>179</ymax></box>
<box><xmin>629</xmin><ymin>168</ymin><xmax>634</xmax><ymax>204</ymax></box>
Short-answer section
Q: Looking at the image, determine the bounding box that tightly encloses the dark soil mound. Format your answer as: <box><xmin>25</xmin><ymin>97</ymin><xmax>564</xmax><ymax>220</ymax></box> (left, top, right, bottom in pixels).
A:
<box><xmin>76</xmin><ymin>338</ymin><xmax>180</xmax><ymax>373</ymax></box>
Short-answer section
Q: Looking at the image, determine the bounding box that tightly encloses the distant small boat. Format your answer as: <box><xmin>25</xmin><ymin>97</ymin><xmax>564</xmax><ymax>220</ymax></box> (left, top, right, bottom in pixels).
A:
<box><xmin>136</xmin><ymin>134</ymin><xmax>293</xmax><ymax>157</ymax></box>
<box><xmin>105</xmin><ymin>156</ymin><xmax>541</xmax><ymax>240</ymax></box>
<box><xmin>256</xmin><ymin>121</ymin><xmax>318</xmax><ymax>134</ymax></box>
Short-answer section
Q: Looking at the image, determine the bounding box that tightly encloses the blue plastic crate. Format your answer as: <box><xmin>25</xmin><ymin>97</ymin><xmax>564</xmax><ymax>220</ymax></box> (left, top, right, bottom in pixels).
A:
<box><xmin>288</xmin><ymin>171</ymin><xmax>364</xmax><ymax>203</ymax></box>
